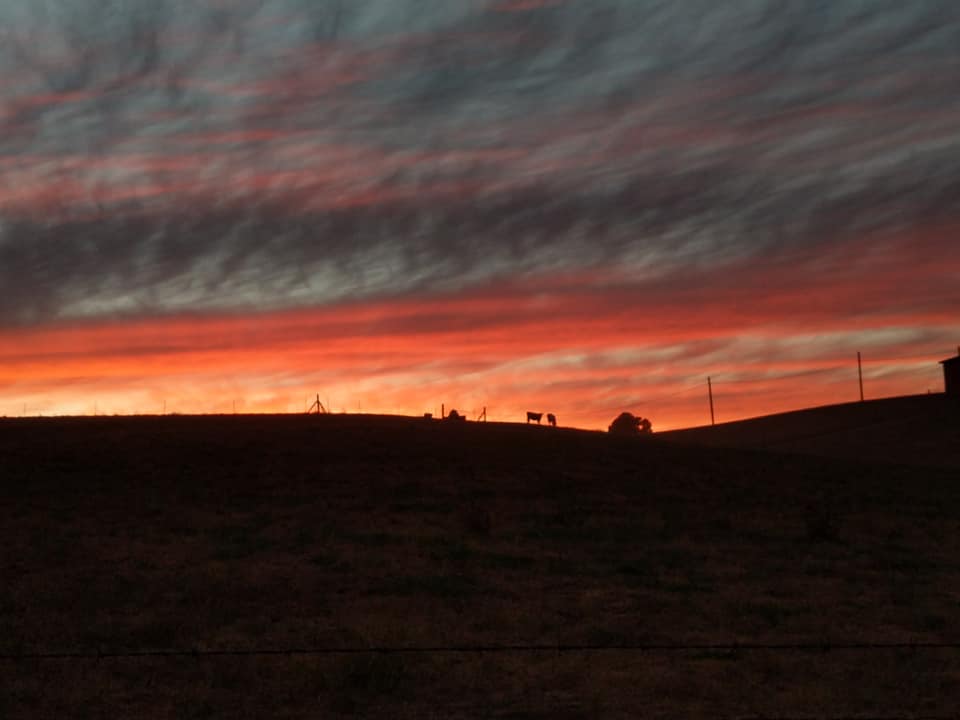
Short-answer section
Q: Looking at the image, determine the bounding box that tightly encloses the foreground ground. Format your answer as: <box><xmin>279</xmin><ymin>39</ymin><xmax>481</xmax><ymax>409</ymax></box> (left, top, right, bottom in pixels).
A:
<box><xmin>2</xmin><ymin>413</ymin><xmax>959</xmax><ymax>718</ymax></box>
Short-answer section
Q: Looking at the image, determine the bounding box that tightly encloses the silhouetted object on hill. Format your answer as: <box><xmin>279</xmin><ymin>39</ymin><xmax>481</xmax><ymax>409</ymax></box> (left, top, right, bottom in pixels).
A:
<box><xmin>941</xmin><ymin>347</ymin><xmax>960</xmax><ymax>397</ymax></box>
<box><xmin>307</xmin><ymin>394</ymin><xmax>327</xmax><ymax>415</ymax></box>
<box><xmin>547</xmin><ymin>413</ymin><xmax>557</xmax><ymax>427</ymax></box>
<box><xmin>608</xmin><ymin>412</ymin><xmax>653</xmax><ymax>435</ymax></box>
<box><xmin>609</xmin><ymin>412</ymin><xmax>639</xmax><ymax>434</ymax></box>
<box><xmin>526</xmin><ymin>411</ymin><xmax>543</xmax><ymax>424</ymax></box>
<box><xmin>446</xmin><ymin>409</ymin><xmax>466</xmax><ymax>422</ymax></box>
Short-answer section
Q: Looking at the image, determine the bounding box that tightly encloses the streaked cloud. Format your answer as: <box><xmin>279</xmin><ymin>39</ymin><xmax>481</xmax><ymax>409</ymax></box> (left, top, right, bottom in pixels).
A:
<box><xmin>2</xmin><ymin>228</ymin><xmax>956</xmax><ymax>428</ymax></box>
<box><xmin>0</xmin><ymin>0</ymin><xmax>958</xmax><ymax>425</ymax></box>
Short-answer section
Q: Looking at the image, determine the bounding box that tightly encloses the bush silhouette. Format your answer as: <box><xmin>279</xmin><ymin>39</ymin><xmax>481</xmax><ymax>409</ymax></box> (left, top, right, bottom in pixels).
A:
<box><xmin>608</xmin><ymin>412</ymin><xmax>653</xmax><ymax>435</ymax></box>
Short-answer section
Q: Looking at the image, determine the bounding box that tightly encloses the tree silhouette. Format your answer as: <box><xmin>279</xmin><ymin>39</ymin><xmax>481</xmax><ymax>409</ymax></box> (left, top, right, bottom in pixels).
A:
<box><xmin>608</xmin><ymin>412</ymin><xmax>653</xmax><ymax>435</ymax></box>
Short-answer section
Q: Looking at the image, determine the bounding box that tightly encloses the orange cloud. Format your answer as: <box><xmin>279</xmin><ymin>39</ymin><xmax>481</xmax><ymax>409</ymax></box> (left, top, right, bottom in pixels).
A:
<box><xmin>2</xmin><ymin>226</ymin><xmax>956</xmax><ymax>429</ymax></box>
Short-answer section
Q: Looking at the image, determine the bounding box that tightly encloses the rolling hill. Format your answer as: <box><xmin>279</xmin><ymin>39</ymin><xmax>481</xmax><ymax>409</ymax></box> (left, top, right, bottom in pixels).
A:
<box><xmin>3</xmin><ymin>411</ymin><xmax>959</xmax><ymax>717</ymax></box>
<box><xmin>659</xmin><ymin>393</ymin><xmax>960</xmax><ymax>469</ymax></box>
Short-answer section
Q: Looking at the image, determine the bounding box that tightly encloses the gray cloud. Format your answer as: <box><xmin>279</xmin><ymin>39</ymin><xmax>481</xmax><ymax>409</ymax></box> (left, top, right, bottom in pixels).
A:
<box><xmin>1</xmin><ymin>0</ymin><xmax>960</xmax><ymax>326</ymax></box>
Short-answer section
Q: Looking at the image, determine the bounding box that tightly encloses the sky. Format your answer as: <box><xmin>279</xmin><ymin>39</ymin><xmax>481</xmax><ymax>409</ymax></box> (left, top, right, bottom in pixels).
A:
<box><xmin>1</xmin><ymin>0</ymin><xmax>958</xmax><ymax>430</ymax></box>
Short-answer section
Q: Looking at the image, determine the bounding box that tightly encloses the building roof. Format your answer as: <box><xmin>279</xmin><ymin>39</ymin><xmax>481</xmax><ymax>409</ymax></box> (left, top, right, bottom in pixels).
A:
<box><xmin>941</xmin><ymin>355</ymin><xmax>960</xmax><ymax>365</ymax></box>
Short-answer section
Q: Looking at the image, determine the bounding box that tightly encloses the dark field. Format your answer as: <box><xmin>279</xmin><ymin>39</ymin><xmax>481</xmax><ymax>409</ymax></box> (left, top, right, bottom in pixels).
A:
<box><xmin>661</xmin><ymin>393</ymin><xmax>960</xmax><ymax>470</ymax></box>
<box><xmin>3</xmin><ymin>413</ymin><xmax>960</xmax><ymax>718</ymax></box>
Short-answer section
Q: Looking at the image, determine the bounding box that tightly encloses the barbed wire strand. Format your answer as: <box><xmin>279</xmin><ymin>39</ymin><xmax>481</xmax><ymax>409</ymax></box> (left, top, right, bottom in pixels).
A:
<box><xmin>4</xmin><ymin>639</ymin><xmax>960</xmax><ymax>662</ymax></box>
<box><xmin>734</xmin><ymin>716</ymin><xmax>955</xmax><ymax>720</ymax></box>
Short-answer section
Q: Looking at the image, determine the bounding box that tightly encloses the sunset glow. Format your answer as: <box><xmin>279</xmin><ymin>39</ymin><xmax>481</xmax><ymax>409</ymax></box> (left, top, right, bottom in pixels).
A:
<box><xmin>2</xmin><ymin>1</ymin><xmax>958</xmax><ymax>429</ymax></box>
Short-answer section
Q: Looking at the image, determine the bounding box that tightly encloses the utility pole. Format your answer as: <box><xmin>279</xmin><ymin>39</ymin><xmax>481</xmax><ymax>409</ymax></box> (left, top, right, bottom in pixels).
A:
<box><xmin>857</xmin><ymin>351</ymin><xmax>864</xmax><ymax>402</ymax></box>
<box><xmin>708</xmin><ymin>376</ymin><xmax>715</xmax><ymax>426</ymax></box>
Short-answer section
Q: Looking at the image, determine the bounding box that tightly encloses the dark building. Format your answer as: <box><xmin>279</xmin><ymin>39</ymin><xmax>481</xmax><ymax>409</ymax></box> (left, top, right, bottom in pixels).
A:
<box><xmin>940</xmin><ymin>347</ymin><xmax>960</xmax><ymax>397</ymax></box>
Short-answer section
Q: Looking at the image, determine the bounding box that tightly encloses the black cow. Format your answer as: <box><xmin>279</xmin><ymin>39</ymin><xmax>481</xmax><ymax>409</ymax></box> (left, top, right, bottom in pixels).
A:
<box><xmin>526</xmin><ymin>411</ymin><xmax>543</xmax><ymax>424</ymax></box>
<box><xmin>546</xmin><ymin>413</ymin><xmax>557</xmax><ymax>427</ymax></box>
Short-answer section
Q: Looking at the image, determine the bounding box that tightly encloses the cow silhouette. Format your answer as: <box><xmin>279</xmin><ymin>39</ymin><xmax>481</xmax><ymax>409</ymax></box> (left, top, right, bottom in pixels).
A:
<box><xmin>526</xmin><ymin>411</ymin><xmax>543</xmax><ymax>424</ymax></box>
<box><xmin>547</xmin><ymin>413</ymin><xmax>557</xmax><ymax>427</ymax></box>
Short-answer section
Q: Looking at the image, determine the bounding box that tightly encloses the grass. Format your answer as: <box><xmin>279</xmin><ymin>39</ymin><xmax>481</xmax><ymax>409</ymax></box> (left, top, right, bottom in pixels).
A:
<box><xmin>2</xmin><ymin>412</ymin><xmax>960</xmax><ymax>717</ymax></box>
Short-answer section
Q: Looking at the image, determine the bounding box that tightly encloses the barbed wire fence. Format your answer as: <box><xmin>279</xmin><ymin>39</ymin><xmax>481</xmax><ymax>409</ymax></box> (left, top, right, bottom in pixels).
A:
<box><xmin>4</xmin><ymin>364</ymin><xmax>957</xmax><ymax>717</ymax></box>
<box><xmin>4</xmin><ymin>639</ymin><xmax>960</xmax><ymax>662</ymax></box>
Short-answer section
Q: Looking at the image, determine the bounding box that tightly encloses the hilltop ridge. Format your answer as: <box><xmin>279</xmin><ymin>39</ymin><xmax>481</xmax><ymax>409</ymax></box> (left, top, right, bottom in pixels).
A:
<box><xmin>659</xmin><ymin>393</ymin><xmax>960</xmax><ymax>469</ymax></box>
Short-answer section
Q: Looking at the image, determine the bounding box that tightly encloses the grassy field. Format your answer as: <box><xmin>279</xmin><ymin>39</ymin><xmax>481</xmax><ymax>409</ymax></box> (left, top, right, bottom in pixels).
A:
<box><xmin>3</xmin><ymin>413</ymin><xmax>960</xmax><ymax>718</ymax></box>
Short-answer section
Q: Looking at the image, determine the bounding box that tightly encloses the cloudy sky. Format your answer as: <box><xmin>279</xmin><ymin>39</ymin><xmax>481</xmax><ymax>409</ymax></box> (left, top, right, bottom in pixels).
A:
<box><xmin>1</xmin><ymin>0</ymin><xmax>958</xmax><ymax>429</ymax></box>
